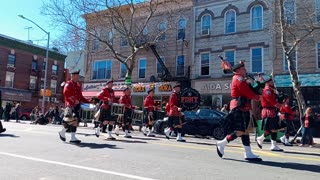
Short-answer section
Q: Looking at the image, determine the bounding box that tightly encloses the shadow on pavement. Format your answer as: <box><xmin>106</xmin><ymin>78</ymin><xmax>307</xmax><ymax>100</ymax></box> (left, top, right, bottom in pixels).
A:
<box><xmin>283</xmin><ymin>150</ymin><xmax>320</xmax><ymax>157</ymax></box>
<box><xmin>73</xmin><ymin>142</ymin><xmax>121</xmax><ymax>149</ymax></box>
<box><xmin>127</xmin><ymin>136</ymin><xmax>160</xmax><ymax>141</ymax></box>
<box><xmin>224</xmin><ymin>158</ymin><xmax>320</xmax><ymax>173</ymax></box>
<box><xmin>108</xmin><ymin>139</ymin><xmax>147</xmax><ymax>144</ymax></box>
<box><xmin>0</xmin><ymin>133</ymin><xmax>20</xmax><ymax>138</ymax></box>
<box><xmin>76</xmin><ymin>132</ymin><xmax>97</xmax><ymax>137</ymax></box>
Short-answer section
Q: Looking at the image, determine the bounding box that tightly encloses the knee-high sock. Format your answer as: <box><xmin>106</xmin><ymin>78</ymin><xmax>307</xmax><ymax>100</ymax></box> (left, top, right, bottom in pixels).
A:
<box><xmin>108</xmin><ymin>124</ymin><xmax>113</xmax><ymax>131</ymax></box>
<box><xmin>271</xmin><ymin>132</ymin><xmax>277</xmax><ymax>141</ymax></box>
<box><xmin>241</xmin><ymin>135</ymin><xmax>250</xmax><ymax>146</ymax></box>
<box><xmin>226</xmin><ymin>133</ymin><xmax>237</xmax><ymax>142</ymax></box>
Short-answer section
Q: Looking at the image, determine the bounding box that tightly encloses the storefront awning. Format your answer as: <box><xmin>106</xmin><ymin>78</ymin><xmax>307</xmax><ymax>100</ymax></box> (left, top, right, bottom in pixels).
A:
<box><xmin>274</xmin><ymin>74</ymin><xmax>320</xmax><ymax>87</ymax></box>
<box><xmin>82</xmin><ymin>91</ymin><xmax>124</xmax><ymax>98</ymax></box>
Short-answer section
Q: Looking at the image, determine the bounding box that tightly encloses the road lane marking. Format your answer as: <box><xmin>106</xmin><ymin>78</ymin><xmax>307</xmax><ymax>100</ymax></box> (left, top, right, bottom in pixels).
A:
<box><xmin>151</xmin><ymin>142</ymin><xmax>320</xmax><ymax>162</ymax></box>
<box><xmin>0</xmin><ymin>151</ymin><xmax>156</xmax><ymax>180</ymax></box>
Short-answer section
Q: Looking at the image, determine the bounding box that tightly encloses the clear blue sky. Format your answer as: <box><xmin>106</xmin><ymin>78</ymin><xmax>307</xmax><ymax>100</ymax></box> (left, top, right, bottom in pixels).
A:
<box><xmin>0</xmin><ymin>0</ymin><xmax>60</xmax><ymax>47</ymax></box>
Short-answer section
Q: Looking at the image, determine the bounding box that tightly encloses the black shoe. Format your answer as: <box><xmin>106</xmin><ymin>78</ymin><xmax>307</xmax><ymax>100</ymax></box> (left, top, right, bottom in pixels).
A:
<box><xmin>70</xmin><ymin>140</ymin><xmax>81</xmax><ymax>144</ymax></box>
<box><xmin>124</xmin><ymin>135</ymin><xmax>132</xmax><ymax>138</ymax></box>
<box><xmin>0</xmin><ymin>128</ymin><xmax>6</xmax><ymax>133</ymax></box>
<box><xmin>176</xmin><ymin>139</ymin><xmax>186</xmax><ymax>142</ymax></box>
<box><xmin>245</xmin><ymin>157</ymin><xmax>262</xmax><ymax>162</ymax></box>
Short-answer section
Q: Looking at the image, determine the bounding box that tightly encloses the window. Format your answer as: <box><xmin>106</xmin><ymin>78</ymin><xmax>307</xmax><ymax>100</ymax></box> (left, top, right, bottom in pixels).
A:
<box><xmin>40</xmin><ymin>78</ymin><xmax>45</xmax><ymax>89</ymax></box>
<box><xmin>251</xmin><ymin>5</ymin><xmax>263</xmax><ymax>30</ymax></box>
<box><xmin>284</xmin><ymin>0</ymin><xmax>296</xmax><ymax>25</ymax></box>
<box><xmin>177</xmin><ymin>19</ymin><xmax>187</xmax><ymax>40</ymax></box>
<box><xmin>107</xmin><ymin>31</ymin><xmax>113</xmax><ymax>45</ymax></box>
<box><xmin>92</xmin><ymin>60</ymin><xmax>112</xmax><ymax>80</ymax></box>
<box><xmin>92</xmin><ymin>39</ymin><xmax>100</xmax><ymax>50</ymax></box>
<box><xmin>201</xmin><ymin>15</ymin><xmax>211</xmax><ymax>35</ymax></box>
<box><xmin>200</xmin><ymin>53</ymin><xmax>210</xmax><ymax>76</ymax></box>
<box><xmin>120</xmin><ymin>63</ymin><xmax>127</xmax><ymax>78</ymax></box>
<box><xmin>224</xmin><ymin>50</ymin><xmax>235</xmax><ymax>67</ymax></box>
<box><xmin>8</xmin><ymin>54</ymin><xmax>16</xmax><ymax>67</ymax></box>
<box><xmin>121</xmin><ymin>37</ymin><xmax>128</xmax><ymax>47</ymax></box>
<box><xmin>31</xmin><ymin>60</ymin><xmax>37</xmax><ymax>71</ymax></box>
<box><xmin>176</xmin><ymin>55</ymin><xmax>185</xmax><ymax>76</ymax></box>
<box><xmin>51</xmin><ymin>80</ymin><xmax>57</xmax><ymax>94</ymax></box>
<box><xmin>139</xmin><ymin>58</ymin><xmax>146</xmax><ymax>78</ymax></box>
<box><xmin>225</xmin><ymin>10</ymin><xmax>236</xmax><ymax>33</ymax></box>
<box><xmin>5</xmin><ymin>72</ymin><xmax>14</xmax><ymax>88</ymax></box>
<box><xmin>284</xmin><ymin>47</ymin><xmax>297</xmax><ymax>71</ymax></box>
<box><xmin>42</xmin><ymin>62</ymin><xmax>46</xmax><ymax>71</ymax></box>
<box><xmin>251</xmin><ymin>48</ymin><xmax>263</xmax><ymax>72</ymax></box>
<box><xmin>29</xmin><ymin>76</ymin><xmax>37</xmax><ymax>90</ymax></box>
<box><xmin>156</xmin><ymin>57</ymin><xmax>165</xmax><ymax>75</ymax></box>
<box><xmin>158</xmin><ymin>22</ymin><xmax>167</xmax><ymax>41</ymax></box>
<box><xmin>52</xmin><ymin>65</ymin><xmax>58</xmax><ymax>76</ymax></box>
<box><xmin>317</xmin><ymin>43</ymin><xmax>320</xmax><ymax>69</ymax></box>
<box><xmin>315</xmin><ymin>0</ymin><xmax>320</xmax><ymax>22</ymax></box>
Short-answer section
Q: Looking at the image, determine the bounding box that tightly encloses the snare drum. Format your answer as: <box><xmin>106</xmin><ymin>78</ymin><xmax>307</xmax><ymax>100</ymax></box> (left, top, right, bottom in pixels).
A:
<box><xmin>131</xmin><ymin>110</ymin><xmax>144</xmax><ymax>125</ymax></box>
<box><xmin>111</xmin><ymin>103</ymin><xmax>125</xmax><ymax>116</ymax></box>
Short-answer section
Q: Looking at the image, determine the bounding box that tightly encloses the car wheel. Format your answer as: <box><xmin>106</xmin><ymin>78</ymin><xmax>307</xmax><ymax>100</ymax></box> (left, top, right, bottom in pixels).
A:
<box><xmin>21</xmin><ymin>115</ymin><xmax>27</xmax><ymax>120</ymax></box>
<box><xmin>212</xmin><ymin>126</ymin><xmax>225</xmax><ymax>140</ymax></box>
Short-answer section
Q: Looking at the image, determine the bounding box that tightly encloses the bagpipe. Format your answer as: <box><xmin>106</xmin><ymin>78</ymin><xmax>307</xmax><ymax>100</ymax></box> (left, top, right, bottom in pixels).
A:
<box><xmin>219</xmin><ymin>55</ymin><xmax>265</xmax><ymax>95</ymax></box>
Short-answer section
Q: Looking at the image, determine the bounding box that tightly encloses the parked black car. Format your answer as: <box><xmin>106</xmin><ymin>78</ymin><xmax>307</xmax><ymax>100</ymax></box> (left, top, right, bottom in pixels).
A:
<box><xmin>154</xmin><ymin>109</ymin><xmax>226</xmax><ymax>140</ymax></box>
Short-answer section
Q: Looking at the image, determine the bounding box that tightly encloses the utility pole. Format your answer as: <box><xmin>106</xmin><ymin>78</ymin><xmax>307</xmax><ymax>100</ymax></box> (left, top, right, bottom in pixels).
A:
<box><xmin>24</xmin><ymin>26</ymin><xmax>33</xmax><ymax>41</ymax></box>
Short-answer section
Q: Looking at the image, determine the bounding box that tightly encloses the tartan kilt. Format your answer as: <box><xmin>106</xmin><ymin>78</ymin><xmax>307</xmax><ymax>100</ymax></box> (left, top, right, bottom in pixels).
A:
<box><xmin>168</xmin><ymin>116</ymin><xmax>180</xmax><ymax>127</ymax></box>
<box><xmin>262</xmin><ymin>116</ymin><xmax>281</xmax><ymax>131</ymax></box>
<box><xmin>99</xmin><ymin>108</ymin><xmax>114</xmax><ymax>122</ymax></box>
<box><xmin>230</xmin><ymin>109</ymin><xmax>250</xmax><ymax>132</ymax></box>
<box><xmin>143</xmin><ymin>109</ymin><xmax>155</xmax><ymax>124</ymax></box>
<box><xmin>282</xmin><ymin>119</ymin><xmax>295</xmax><ymax>133</ymax></box>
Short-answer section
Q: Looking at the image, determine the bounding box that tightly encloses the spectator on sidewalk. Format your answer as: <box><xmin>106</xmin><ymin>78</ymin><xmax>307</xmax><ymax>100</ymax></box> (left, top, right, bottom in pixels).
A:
<box><xmin>14</xmin><ymin>103</ymin><xmax>21</xmax><ymax>123</ymax></box>
<box><xmin>0</xmin><ymin>106</ymin><xmax>4</xmax><ymax>120</ymax></box>
<box><xmin>300</xmin><ymin>107</ymin><xmax>316</xmax><ymax>147</ymax></box>
<box><xmin>4</xmin><ymin>102</ymin><xmax>12</xmax><ymax>122</ymax></box>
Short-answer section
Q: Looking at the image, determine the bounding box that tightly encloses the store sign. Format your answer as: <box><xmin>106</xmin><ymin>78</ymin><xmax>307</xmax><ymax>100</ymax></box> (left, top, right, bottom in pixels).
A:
<box><xmin>274</xmin><ymin>74</ymin><xmax>320</xmax><ymax>87</ymax></box>
<box><xmin>193</xmin><ymin>80</ymin><xmax>231</xmax><ymax>94</ymax></box>
<box><xmin>158</xmin><ymin>84</ymin><xmax>172</xmax><ymax>92</ymax></box>
<box><xmin>180</xmin><ymin>88</ymin><xmax>201</xmax><ymax>111</ymax></box>
<box><xmin>0</xmin><ymin>88</ymin><xmax>32</xmax><ymax>102</ymax></box>
<box><xmin>133</xmin><ymin>85</ymin><xmax>146</xmax><ymax>92</ymax></box>
<box><xmin>83</xmin><ymin>82</ymin><xmax>127</xmax><ymax>91</ymax></box>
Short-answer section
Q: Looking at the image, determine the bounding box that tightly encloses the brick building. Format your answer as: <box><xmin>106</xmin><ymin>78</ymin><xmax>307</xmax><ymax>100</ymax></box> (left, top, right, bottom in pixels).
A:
<box><xmin>0</xmin><ymin>34</ymin><xmax>66</xmax><ymax>114</ymax></box>
<box><xmin>192</xmin><ymin>0</ymin><xmax>274</xmax><ymax>109</ymax></box>
<box><xmin>82</xmin><ymin>0</ymin><xmax>194</xmax><ymax>108</ymax></box>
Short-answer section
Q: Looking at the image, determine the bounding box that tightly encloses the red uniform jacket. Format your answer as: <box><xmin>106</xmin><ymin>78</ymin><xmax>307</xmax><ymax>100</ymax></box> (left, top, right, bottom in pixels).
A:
<box><xmin>144</xmin><ymin>95</ymin><xmax>155</xmax><ymax>112</ymax></box>
<box><xmin>97</xmin><ymin>88</ymin><xmax>117</xmax><ymax>110</ymax></box>
<box><xmin>230</xmin><ymin>74</ymin><xmax>258</xmax><ymax>111</ymax></box>
<box><xmin>280</xmin><ymin>104</ymin><xmax>295</xmax><ymax>121</ymax></box>
<box><xmin>261</xmin><ymin>86</ymin><xmax>279</xmax><ymax>118</ymax></box>
<box><xmin>63</xmin><ymin>80</ymin><xmax>89</xmax><ymax>107</ymax></box>
<box><xmin>168</xmin><ymin>92</ymin><xmax>180</xmax><ymax>117</ymax></box>
<box><xmin>119</xmin><ymin>95</ymin><xmax>132</xmax><ymax>112</ymax></box>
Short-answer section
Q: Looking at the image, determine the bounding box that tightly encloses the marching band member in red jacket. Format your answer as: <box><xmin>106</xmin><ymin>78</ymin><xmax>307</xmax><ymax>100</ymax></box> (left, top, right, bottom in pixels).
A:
<box><xmin>95</xmin><ymin>80</ymin><xmax>117</xmax><ymax>140</ymax></box>
<box><xmin>119</xmin><ymin>87</ymin><xmax>133</xmax><ymax>138</ymax></box>
<box><xmin>216</xmin><ymin>62</ymin><xmax>261</xmax><ymax>161</ymax></box>
<box><xmin>164</xmin><ymin>83</ymin><xmax>185</xmax><ymax>142</ymax></box>
<box><xmin>256</xmin><ymin>78</ymin><xmax>283</xmax><ymax>151</ymax></box>
<box><xmin>279</xmin><ymin>96</ymin><xmax>296</xmax><ymax>146</ymax></box>
<box><xmin>59</xmin><ymin>70</ymin><xmax>89</xmax><ymax>143</ymax></box>
<box><xmin>143</xmin><ymin>88</ymin><xmax>157</xmax><ymax>137</ymax></box>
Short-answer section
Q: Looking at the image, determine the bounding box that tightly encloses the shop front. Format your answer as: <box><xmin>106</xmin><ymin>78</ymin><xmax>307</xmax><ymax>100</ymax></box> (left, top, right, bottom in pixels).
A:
<box><xmin>192</xmin><ymin>79</ymin><xmax>232</xmax><ymax>110</ymax></box>
<box><xmin>131</xmin><ymin>82</ymin><xmax>175</xmax><ymax>110</ymax></box>
<box><xmin>274</xmin><ymin>73</ymin><xmax>320</xmax><ymax>113</ymax></box>
<box><xmin>82</xmin><ymin>81</ymin><xmax>126</xmax><ymax>100</ymax></box>
<box><xmin>0</xmin><ymin>87</ymin><xmax>32</xmax><ymax>108</ymax></box>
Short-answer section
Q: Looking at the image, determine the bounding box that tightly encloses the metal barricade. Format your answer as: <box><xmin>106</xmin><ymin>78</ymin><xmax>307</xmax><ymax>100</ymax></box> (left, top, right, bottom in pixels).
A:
<box><xmin>131</xmin><ymin>110</ymin><xmax>144</xmax><ymax>126</ymax></box>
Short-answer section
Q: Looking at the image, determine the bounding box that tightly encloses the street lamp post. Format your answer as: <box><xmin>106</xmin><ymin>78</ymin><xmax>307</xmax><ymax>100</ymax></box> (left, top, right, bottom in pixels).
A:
<box><xmin>18</xmin><ymin>15</ymin><xmax>50</xmax><ymax>114</ymax></box>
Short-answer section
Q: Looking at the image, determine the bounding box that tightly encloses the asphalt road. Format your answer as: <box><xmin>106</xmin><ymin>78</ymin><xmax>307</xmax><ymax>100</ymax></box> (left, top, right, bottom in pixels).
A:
<box><xmin>0</xmin><ymin>121</ymin><xmax>319</xmax><ymax>180</ymax></box>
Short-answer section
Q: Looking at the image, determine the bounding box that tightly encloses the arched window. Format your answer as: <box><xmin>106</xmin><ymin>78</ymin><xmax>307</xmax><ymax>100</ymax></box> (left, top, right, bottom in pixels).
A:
<box><xmin>201</xmin><ymin>14</ymin><xmax>211</xmax><ymax>35</ymax></box>
<box><xmin>251</xmin><ymin>5</ymin><xmax>263</xmax><ymax>30</ymax></box>
<box><xmin>158</xmin><ymin>22</ymin><xmax>167</xmax><ymax>41</ymax></box>
<box><xmin>177</xmin><ymin>19</ymin><xmax>187</xmax><ymax>40</ymax></box>
<box><xmin>225</xmin><ymin>10</ymin><xmax>236</xmax><ymax>33</ymax></box>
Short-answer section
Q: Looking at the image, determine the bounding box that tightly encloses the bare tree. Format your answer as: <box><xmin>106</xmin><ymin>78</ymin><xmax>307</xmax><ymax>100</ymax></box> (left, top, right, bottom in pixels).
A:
<box><xmin>272</xmin><ymin>0</ymin><xmax>320</xmax><ymax>116</ymax></box>
<box><xmin>41</xmin><ymin>0</ymin><xmax>189</xmax><ymax>84</ymax></box>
